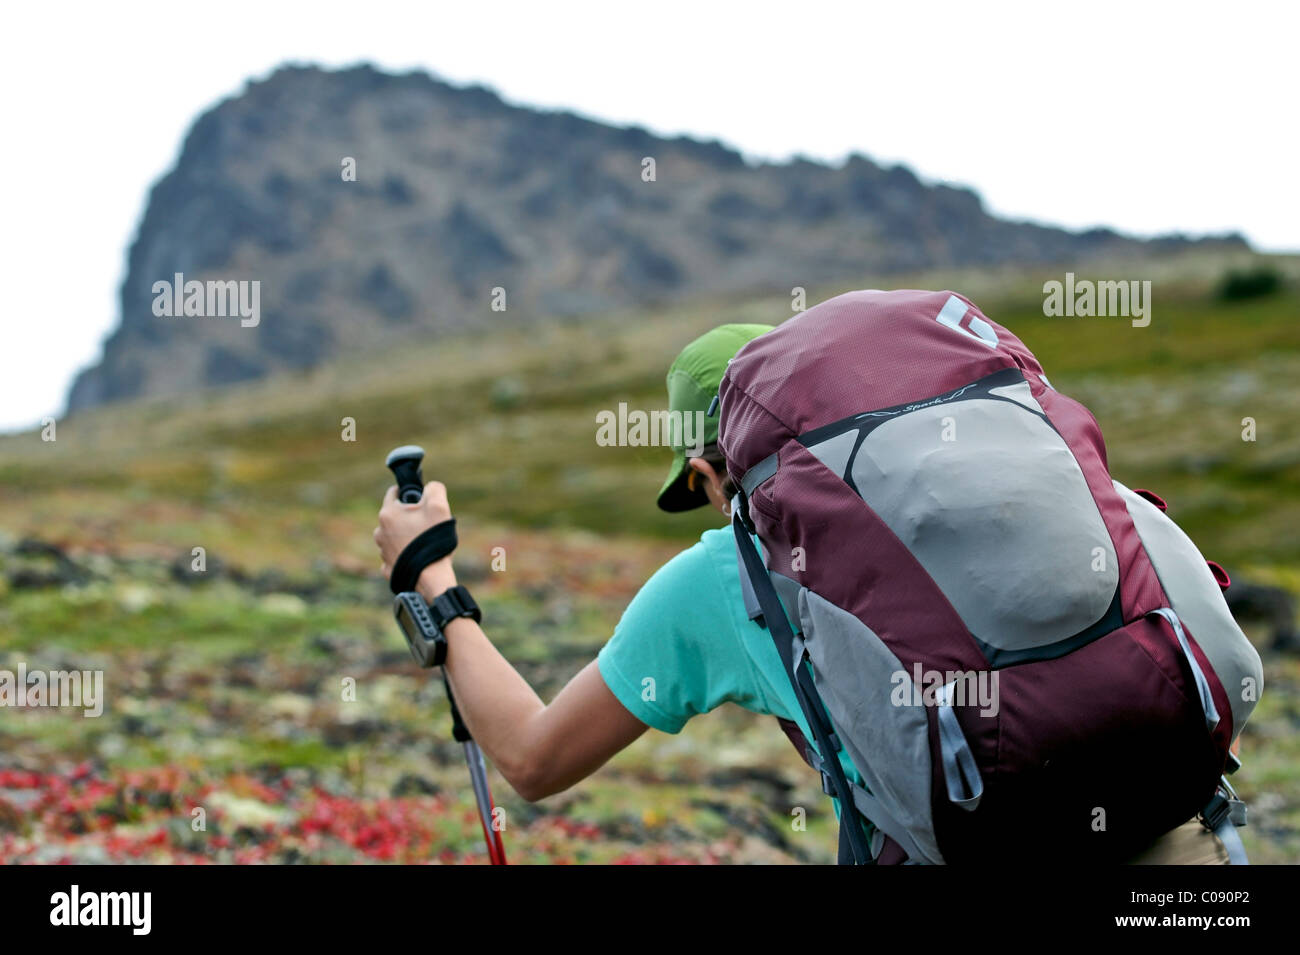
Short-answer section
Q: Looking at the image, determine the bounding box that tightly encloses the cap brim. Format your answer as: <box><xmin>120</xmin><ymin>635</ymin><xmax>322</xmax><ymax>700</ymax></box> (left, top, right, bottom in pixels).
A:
<box><xmin>656</xmin><ymin>455</ymin><xmax>710</xmax><ymax>512</ymax></box>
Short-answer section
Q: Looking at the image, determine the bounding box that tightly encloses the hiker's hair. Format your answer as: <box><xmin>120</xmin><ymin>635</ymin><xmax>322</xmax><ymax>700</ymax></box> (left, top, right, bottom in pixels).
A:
<box><xmin>691</xmin><ymin>443</ymin><xmax>738</xmax><ymax>501</ymax></box>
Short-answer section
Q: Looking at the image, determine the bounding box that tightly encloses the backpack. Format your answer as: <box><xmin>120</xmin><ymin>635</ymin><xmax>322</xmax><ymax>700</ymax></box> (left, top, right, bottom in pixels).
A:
<box><xmin>718</xmin><ymin>289</ymin><xmax>1263</xmax><ymax>865</ymax></box>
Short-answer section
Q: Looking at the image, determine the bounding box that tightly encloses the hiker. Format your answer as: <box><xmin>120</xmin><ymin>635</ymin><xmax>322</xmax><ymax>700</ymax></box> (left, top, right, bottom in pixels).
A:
<box><xmin>374</xmin><ymin>323</ymin><xmax>873</xmax><ymax>850</ymax></box>
<box><xmin>374</xmin><ymin>299</ymin><xmax>1258</xmax><ymax>864</ymax></box>
<box><xmin>373</xmin><ymin>325</ymin><xmax>837</xmax><ymax>786</ymax></box>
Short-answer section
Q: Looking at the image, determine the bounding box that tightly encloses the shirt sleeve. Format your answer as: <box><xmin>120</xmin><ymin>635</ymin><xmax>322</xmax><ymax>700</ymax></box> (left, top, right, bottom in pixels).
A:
<box><xmin>597</xmin><ymin>533</ymin><xmax>748</xmax><ymax>734</ymax></box>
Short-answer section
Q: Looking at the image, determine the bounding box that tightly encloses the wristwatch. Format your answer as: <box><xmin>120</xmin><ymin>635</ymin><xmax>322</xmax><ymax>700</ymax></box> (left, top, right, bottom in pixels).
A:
<box><xmin>392</xmin><ymin>585</ymin><xmax>482</xmax><ymax>668</ymax></box>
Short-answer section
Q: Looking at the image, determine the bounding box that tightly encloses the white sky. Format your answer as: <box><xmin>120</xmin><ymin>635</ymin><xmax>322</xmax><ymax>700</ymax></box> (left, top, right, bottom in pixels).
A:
<box><xmin>1</xmin><ymin>0</ymin><xmax>1296</xmax><ymax>432</ymax></box>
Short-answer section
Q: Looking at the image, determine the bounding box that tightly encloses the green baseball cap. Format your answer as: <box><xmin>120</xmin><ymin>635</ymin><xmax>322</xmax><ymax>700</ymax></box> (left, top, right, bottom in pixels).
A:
<box><xmin>656</xmin><ymin>323</ymin><xmax>774</xmax><ymax>512</ymax></box>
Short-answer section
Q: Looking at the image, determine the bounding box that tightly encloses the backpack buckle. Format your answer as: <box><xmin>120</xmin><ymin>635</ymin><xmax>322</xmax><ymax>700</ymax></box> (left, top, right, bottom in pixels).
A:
<box><xmin>1201</xmin><ymin>782</ymin><xmax>1248</xmax><ymax>833</ymax></box>
<box><xmin>733</xmin><ymin>489</ymin><xmax>755</xmax><ymax>534</ymax></box>
<box><xmin>820</xmin><ymin>771</ymin><xmax>836</xmax><ymax>797</ymax></box>
<box><xmin>1229</xmin><ymin>799</ymin><xmax>1248</xmax><ymax>827</ymax></box>
<box><xmin>1201</xmin><ymin>792</ymin><xmax>1232</xmax><ymax>832</ymax></box>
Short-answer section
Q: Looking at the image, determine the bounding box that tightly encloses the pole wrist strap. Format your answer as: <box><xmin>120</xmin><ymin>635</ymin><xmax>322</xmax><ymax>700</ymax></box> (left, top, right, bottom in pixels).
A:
<box><xmin>390</xmin><ymin>518</ymin><xmax>458</xmax><ymax>595</ymax></box>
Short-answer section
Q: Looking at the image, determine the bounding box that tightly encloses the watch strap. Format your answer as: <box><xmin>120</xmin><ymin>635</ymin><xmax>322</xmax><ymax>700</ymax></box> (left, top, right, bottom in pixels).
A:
<box><xmin>428</xmin><ymin>585</ymin><xmax>481</xmax><ymax>630</ymax></box>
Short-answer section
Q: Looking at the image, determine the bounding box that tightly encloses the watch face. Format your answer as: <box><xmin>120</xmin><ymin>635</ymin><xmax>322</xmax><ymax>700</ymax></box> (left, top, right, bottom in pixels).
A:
<box><xmin>394</xmin><ymin>594</ymin><xmax>443</xmax><ymax>667</ymax></box>
<box><xmin>394</xmin><ymin>599</ymin><xmax>422</xmax><ymax>659</ymax></box>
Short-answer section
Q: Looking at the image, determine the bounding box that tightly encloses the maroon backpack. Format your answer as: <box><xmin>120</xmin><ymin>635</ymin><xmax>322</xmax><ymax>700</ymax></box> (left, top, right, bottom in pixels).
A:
<box><xmin>719</xmin><ymin>289</ymin><xmax>1261</xmax><ymax>864</ymax></box>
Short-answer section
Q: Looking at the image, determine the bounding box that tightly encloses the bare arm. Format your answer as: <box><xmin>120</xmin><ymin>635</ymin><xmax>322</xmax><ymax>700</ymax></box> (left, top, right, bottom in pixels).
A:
<box><xmin>376</xmin><ymin>483</ymin><xmax>649</xmax><ymax>801</ymax></box>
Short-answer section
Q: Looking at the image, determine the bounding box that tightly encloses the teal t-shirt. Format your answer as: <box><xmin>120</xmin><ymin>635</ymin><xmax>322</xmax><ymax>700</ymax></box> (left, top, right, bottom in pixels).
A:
<box><xmin>597</xmin><ymin>526</ymin><xmax>863</xmax><ymax>817</ymax></box>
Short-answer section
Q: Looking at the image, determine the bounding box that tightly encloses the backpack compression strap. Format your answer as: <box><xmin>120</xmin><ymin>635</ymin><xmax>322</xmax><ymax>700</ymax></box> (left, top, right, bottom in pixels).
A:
<box><xmin>731</xmin><ymin>502</ymin><xmax>875</xmax><ymax>865</ymax></box>
<box><xmin>1148</xmin><ymin>608</ymin><xmax>1250</xmax><ymax>864</ymax></box>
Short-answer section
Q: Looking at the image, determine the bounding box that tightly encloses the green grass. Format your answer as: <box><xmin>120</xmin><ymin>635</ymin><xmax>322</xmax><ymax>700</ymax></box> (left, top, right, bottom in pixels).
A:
<box><xmin>4</xmin><ymin>255</ymin><xmax>1296</xmax><ymax>568</ymax></box>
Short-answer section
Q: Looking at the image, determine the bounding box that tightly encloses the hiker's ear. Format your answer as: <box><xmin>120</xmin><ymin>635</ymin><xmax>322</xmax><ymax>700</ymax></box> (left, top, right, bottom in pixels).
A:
<box><xmin>688</xmin><ymin>457</ymin><xmax>731</xmax><ymax>515</ymax></box>
<box><xmin>687</xmin><ymin>457</ymin><xmax>718</xmax><ymax>488</ymax></box>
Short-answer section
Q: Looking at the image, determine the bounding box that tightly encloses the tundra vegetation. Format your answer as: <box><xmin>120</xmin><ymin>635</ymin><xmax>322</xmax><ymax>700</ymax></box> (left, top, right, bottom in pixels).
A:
<box><xmin>2</xmin><ymin>256</ymin><xmax>1297</xmax><ymax>863</ymax></box>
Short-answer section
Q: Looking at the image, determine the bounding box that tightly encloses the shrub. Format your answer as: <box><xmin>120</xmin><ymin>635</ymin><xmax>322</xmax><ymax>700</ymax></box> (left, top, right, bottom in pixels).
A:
<box><xmin>1216</xmin><ymin>264</ymin><xmax>1283</xmax><ymax>301</ymax></box>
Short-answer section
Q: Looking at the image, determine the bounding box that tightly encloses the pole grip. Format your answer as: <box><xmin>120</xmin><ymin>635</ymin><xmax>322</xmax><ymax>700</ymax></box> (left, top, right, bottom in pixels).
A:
<box><xmin>386</xmin><ymin>445</ymin><xmax>426</xmax><ymax>504</ymax></box>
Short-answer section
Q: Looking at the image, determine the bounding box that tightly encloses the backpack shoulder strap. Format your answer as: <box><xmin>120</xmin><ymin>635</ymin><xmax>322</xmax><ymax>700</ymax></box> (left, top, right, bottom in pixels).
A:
<box><xmin>731</xmin><ymin>501</ymin><xmax>874</xmax><ymax>864</ymax></box>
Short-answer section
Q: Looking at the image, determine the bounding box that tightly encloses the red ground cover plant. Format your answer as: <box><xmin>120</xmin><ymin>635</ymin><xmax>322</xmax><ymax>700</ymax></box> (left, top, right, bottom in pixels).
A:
<box><xmin>0</xmin><ymin>764</ymin><xmax>712</xmax><ymax>864</ymax></box>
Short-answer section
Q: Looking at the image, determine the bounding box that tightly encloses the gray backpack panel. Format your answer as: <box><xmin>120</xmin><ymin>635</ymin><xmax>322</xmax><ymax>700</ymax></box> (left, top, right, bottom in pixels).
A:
<box><xmin>1115</xmin><ymin>481</ymin><xmax>1263</xmax><ymax>739</ymax></box>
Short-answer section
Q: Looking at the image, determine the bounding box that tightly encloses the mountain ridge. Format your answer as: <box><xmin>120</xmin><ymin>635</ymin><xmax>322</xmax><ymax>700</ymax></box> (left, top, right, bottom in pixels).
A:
<box><xmin>66</xmin><ymin>62</ymin><xmax>1248</xmax><ymax>413</ymax></box>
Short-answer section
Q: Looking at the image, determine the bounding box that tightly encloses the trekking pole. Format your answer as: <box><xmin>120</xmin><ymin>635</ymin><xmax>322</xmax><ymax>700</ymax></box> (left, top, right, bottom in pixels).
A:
<box><xmin>445</xmin><ymin>677</ymin><xmax>507</xmax><ymax>865</ymax></box>
<box><xmin>386</xmin><ymin>446</ymin><xmax>507</xmax><ymax>865</ymax></box>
